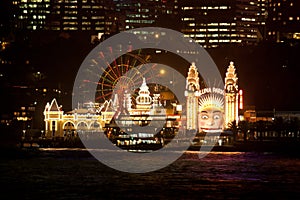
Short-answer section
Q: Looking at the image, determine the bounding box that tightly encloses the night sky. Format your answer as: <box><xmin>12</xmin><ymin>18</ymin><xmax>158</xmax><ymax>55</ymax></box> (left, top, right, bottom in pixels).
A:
<box><xmin>33</xmin><ymin>38</ymin><xmax>300</xmax><ymax>111</ymax></box>
<box><xmin>2</xmin><ymin>32</ymin><xmax>300</xmax><ymax>111</ymax></box>
<box><xmin>208</xmin><ymin>43</ymin><xmax>300</xmax><ymax>111</ymax></box>
<box><xmin>1</xmin><ymin>1</ymin><xmax>300</xmax><ymax>112</ymax></box>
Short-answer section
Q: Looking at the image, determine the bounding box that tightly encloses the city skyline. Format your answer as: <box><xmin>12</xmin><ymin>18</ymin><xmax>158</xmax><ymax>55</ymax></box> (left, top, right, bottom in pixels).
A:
<box><xmin>1</xmin><ymin>0</ymin><xmax>300</xmax><ymax>44</ymax></box>
<box><xmin>1</xmin><ymin>0</ymin><xmax>300</xmax><ymax>130</ymax></box>
<box><xmin>1</xmin><ymin>2</ymin><xmax>300</xmax><ymax>198</ymax></box>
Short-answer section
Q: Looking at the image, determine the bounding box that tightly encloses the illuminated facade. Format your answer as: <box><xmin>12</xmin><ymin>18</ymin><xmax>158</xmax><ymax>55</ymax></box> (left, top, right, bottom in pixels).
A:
<box><xmin>43</xmin><ymin>98</ymin><xmax>114</xmax><ymax>138</ymax></box>
<box><xmin>135</xmin><ymin>78</ymin><xmax>153</xmax><ymax>112</ymax></box>
<box><xmin>185</xmin><ymin>61</ymin><xmax>242</xmax><ymax>132</ymax></box>
<box><xmin>224</xmin><ymin>62</ymin><xmax>239</xmax><ymax>127</ymax></box>
<box><xmin>44</xmin><ymin>78</ymin><xmax>180</xmax><ymax>138</ymax></box>
<box><xmin>185</xmin><ymin>62</ymin><xmax>200</xmax><ymax>130</ymax></box>
<box><xmin>44</xmin><ymin>62</ymin><xmax>242</xmax><ymax>137</ymax></box>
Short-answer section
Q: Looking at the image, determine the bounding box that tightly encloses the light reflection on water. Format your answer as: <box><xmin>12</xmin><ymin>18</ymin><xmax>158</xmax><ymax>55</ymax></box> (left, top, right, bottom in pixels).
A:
<box><xmin>1</xmin><ymin>149</ymin><xmax>300</xmax><ymax>199</ymax></box>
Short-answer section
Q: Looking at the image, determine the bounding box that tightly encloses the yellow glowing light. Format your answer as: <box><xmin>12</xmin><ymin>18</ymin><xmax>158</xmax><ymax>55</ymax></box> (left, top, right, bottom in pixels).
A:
<box><xmin>160</xmin><ymin>69</ymin><xmax>166</xmax><ymax>75</ymax></box>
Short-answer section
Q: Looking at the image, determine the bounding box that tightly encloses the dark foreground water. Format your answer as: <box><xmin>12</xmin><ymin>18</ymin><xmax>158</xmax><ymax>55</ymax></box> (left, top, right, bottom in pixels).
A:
<box><xmin>1</xmin><ymin>149</ymin><xmax>300</xmax><ymax>199</ymax></box>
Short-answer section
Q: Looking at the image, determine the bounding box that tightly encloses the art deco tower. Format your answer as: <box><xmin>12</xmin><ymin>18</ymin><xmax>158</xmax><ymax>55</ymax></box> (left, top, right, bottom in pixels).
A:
<box><xmin>185</xmin><ymin>62</ymin><xmax>200</xmax><ymax>130</ymax></box>
<box><xmin>224</xmin><ymin>62</ymin><xmax>239</xmax><ymax>127</ymax></box>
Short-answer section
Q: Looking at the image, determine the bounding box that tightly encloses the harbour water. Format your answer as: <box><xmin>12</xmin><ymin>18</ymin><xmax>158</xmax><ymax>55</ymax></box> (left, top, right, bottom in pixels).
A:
<box><xmin>1</xmin><ymin>149</ymin><xmax>300</xmax><ymax>199</ymax></box>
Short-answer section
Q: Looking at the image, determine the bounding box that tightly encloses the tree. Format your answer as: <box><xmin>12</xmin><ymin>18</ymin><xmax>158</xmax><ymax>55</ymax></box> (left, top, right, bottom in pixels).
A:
<box><xmin>273</xmin><ymin>117</ymin><xmax>284</xmax><ymax>138</ymax></box>
<box><xmin>228</xmin><ymin>120</ymin><xmax>238</xmax><ymax>142</ymax></box>
<box><xmin>238</xmin><ymin>121</ymin><xmax>250</xmax><ymax>142</ymax></box>
<box><xmin>256</xmin><ymin>120</ymin><xmax>267</xmax><ymax>141</ymax></box>
<box><xmin>289</xmin><ymin>117</ymin><xmax>299</xmax><ymax>140</ymax></box>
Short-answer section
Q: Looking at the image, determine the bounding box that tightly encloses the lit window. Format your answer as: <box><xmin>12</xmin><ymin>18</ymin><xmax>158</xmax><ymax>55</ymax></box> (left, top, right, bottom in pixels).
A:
<box><xmin>289</xmin><ymin>17</ymin><xmax>293</xmax><ymax>20</ymax></box>
<box><xmin>293</xmin><ymin>33</ymin><xmax>300</xmax><ymax>39</ymax></box>
<box><xmin>220</xmin><ymin>23</ymin><xmax>231</xmax><ymax>26</ymax></box>
<box><xmin>195</xmin><ymin>40</ymin><xmax>205</xmax><ymax>43</ymax></box>
<box><xmin>183</xmin><ymin>18</ymin><xmax>195</xmax><ymax>21</ymax></box>
<box><xmin>208</xmin><ymin>28</ymin><xmax>218</xmax><ymax>32</ymax></box>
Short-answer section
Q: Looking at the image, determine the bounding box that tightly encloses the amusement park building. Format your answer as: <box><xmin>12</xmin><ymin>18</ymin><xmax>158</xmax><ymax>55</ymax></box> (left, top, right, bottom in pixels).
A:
<box><xmin>44</xmin><ymin>62</ymin><xmax>242</xmax><ymax>138</ymax></box>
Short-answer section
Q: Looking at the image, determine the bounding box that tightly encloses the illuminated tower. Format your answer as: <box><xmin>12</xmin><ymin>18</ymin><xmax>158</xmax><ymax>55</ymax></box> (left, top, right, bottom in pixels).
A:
<box><xmin>135</xmin><ymin>77</ymin><xmax>152</xmax><ymax>114</ymax></box>
<box><xmin>185</xmin><ymin>62</ymin><xmax>200</xmax><ymax>130</ymax></box>
<box><xmin>44</xmin><ymin>98</ymin><xmax>64</xmax><ymax>138</ymax></box>
<box><xmin>224</xmin><ymin>61</ymin><xmax>239</xmax><ymax>127</ymax></box>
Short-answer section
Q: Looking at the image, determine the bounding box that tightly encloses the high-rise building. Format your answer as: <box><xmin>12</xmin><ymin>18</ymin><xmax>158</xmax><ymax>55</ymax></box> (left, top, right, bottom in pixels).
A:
<box><xmin>13</xmin><ymin>0</ymin><xmax>274</xmax><ymax>47</ymax></box>
<box><xmin>267</xmin><ymin>0</ymin><xmax>300</xmax><ymax>42</ymax></box>
<box><xmin>45</xmin><ymin>0</ymin><xmax>117</xmax><ymax>34</ymax></box>
<box><xmin>113</xmin><ymin>0</ymin><xmax>177</xmax><ymax>30</ymax></box>
<box><xmin>178</xmin><ymin>0</ymin><xmax>267</xmax><ymax>48</ymax></box>
<box><xmin>16</xmin><ymin>0</ymin><xmax>51</xmax><ymax>30</ymax></box>
<box><xmin>235</xmin><ymin>0</ymin><xmax>268</xmax><ymax>44</ymax></box>
<box><xmin>178</xmin><ymin>0</ymin><xmax>238</xmax><ymax>48</ymax></box>
<box><xmin>15</xmin><ymin>0</ymin><xmax>118</xmax><ymax>36</ymax></box>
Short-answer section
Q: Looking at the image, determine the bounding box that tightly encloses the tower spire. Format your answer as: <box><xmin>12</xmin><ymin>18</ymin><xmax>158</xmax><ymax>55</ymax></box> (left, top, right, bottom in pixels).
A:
<box><xmin>224</xmin><ymin>61</ymin><xmax>239</xmax><ymax>127</ymax></box>
<box><xmin>185</xmin><ymin>62</ymin><xmax>200</xmax><ymax>130</ymax></box>
<box><xmin>136</xmin><ymin>77</ymin><xmax>152</xmax><ymax>111</ymax></box>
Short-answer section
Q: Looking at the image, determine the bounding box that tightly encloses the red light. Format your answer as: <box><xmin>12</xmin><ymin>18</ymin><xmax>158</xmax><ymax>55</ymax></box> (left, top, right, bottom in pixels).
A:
<box><xmin>239</xmin><ymin>90</ymin><xmax>243</xmax><ymax>110</ymax></box>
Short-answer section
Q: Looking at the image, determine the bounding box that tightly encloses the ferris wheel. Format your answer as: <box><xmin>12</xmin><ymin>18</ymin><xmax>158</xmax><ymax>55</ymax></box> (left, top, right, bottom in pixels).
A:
<box><xmin>79</xmin><ymin>45</ymin><xmax>179</xmax><ymax>106</ymax></box>
<box><xmin>94</xmin><ymin>48</ymin><xmax>158</xmax><ymax>103</ymax></box>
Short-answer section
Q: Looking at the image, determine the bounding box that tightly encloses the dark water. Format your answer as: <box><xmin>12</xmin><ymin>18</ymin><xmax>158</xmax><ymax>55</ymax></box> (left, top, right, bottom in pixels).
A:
<box><xmin>1</xmin><ymin>149</ymin><xmax>300</xmax><ymax>199</ymax></box>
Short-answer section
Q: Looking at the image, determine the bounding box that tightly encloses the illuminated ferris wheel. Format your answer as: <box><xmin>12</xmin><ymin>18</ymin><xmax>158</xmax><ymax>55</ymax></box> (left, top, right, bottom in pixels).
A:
<box><xmin>94</xmin><ymin>48</ymin><xmax>158</xmax><ymax>103</ymax></box>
